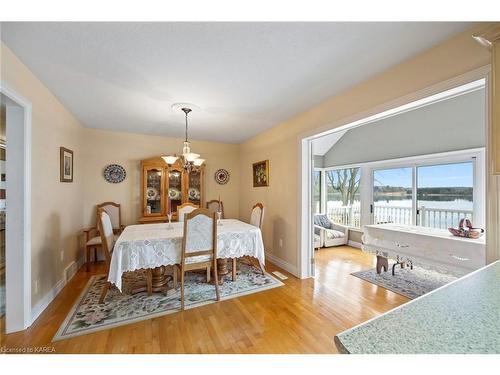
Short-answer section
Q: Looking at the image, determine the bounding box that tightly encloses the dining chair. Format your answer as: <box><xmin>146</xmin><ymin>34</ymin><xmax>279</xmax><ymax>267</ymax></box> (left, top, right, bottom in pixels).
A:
<box><xmin>234</xmin><ymin>202</ymin><xmax>266</xmax><ymax>277</ymax></box>
<box><xmin>250</xmin><ymin>202</ymin><xmax>265</xmax><ymax>229</ymax></box>
<box><xmin>83</xmin><ymin>202</ymin><xmax>125</xmax><ymax>271</ymax></box>
<box><xmin>97</xmin><ymin>208</ymin><xmax>152</xmax><ymax>304</ymax></box>
<box><xmin>177</xmin><ymin>202</ymin><xmax>198</xmax><ymax>222</ymax></box>
<box><xmin>179</xmin><ymin>208</ymin><xmax>220</xmax><ymax>310</ymax></box>
<box><xmin>206</xmin><ymin>199</ymin><xmax>224</xmax><ymax>219</ymax></box>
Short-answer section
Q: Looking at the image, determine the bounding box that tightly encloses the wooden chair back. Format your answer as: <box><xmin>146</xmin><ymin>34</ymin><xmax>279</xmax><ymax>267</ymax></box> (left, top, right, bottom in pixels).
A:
<box><xmin>96</xmin><ymin>202</ymin><xmax>121</xmax><ymax>233</ymax></box>
<box><xmin>177</xmin><ymin>202</ymin><xmax>199</xmax><ymax>222</ymax></box>
<box><xmin>250</xmin><ymin>202</ymin><xmax>265</xmax><ymax>228</ymax></box>
<box><xmin>182</xmin><ymin>208</ymin><xmax>217</xmax><ymax>265</ymax></box>
<box><xmin>97</xmin><ymin>208</ymin><xmax>115</xmax><ymax>269</ymax></box>
<box><xmin>206</xmin><ymin>199</ymin><xmax>224</xmax><ymax>219</ymax></box>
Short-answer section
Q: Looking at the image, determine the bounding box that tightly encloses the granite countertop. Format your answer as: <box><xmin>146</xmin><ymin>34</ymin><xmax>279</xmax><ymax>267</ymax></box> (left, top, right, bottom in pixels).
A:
<box><xmin>334</xmin><ymin>260</ymin><xmax>500</xmax><ymax>354</ymax></box>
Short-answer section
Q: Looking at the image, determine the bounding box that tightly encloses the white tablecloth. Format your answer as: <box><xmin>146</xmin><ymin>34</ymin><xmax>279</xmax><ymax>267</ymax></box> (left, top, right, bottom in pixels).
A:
<box><xmin>109</xmin><ymin>219</ymin><xmax>265</xmax><ymax>291</ymax></box>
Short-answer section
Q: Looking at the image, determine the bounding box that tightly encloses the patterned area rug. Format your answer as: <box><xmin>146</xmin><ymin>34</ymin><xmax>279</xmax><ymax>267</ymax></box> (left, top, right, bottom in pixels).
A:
<box><xmin>351</xmin><ymin>264</ymin><xmax>458</xmax><ymax>299</ymax></box>
<box><xmin>53</xmin><ymin>263</ymin><xmax>283</xmax><ymax>341</ymax></box>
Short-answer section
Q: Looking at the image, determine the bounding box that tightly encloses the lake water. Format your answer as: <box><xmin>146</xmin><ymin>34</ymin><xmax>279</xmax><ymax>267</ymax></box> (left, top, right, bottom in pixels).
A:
<box><xmin>374</xmin><ymin>198</ymin><xmax>473</xmax><ymax>211</ymax></box>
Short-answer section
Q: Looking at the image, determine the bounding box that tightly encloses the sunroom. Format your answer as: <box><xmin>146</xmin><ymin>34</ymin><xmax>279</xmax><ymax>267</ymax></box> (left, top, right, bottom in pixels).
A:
<box><xmin>312</xmin><ymin>79</ymin><xmax>486</xmax><ymax>247</ymax></box>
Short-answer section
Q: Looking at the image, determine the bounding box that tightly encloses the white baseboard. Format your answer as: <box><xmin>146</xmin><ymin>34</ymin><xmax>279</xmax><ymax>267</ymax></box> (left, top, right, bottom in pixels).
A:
<box><xmin>348</xmin><ymin>240</ymin><xmax>362</xmax><ymax>249</ymax></box>
<box><xmin>30</xmin><ymin>255</ymin><xmax>85</xmax><ymax>325</ymax></box>
<box><xmin>30</xmin><ymin>278</ymin><xmax>65</xmax><ymax>324</ymax></box>
<box><xmin>265</xmin><ymin>251</ymin><xmax>298</xmax><ymax>277</ymax></box>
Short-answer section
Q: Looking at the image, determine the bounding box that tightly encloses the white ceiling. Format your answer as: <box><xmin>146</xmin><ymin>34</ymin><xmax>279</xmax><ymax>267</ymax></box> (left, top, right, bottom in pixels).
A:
<box><xmin>1</xmin><ymin>22</ymin><xmax>471</xmax><ymax>143</ymax></box>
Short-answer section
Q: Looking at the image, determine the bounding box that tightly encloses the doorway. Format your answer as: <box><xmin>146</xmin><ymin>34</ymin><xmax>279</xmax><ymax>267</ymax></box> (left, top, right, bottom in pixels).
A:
<box><xmin>0</xmin><ymin>101</ymin><xmax>5</xmax><ymax>344</ymax></box>
<box><xmin>0</xmin><ymin>85</ymin><xmax>32</xmax><ymax>335</ymax></box>
<box><xmin>300</xmin><ymin>71</ymin><xmax>490</xmax><ymax>279</ymax></box>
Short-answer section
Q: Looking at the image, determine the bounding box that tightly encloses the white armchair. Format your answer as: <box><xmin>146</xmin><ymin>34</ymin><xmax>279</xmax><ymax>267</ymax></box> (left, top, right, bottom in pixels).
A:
<box><xmin>314</xmin><ymin>214</ymin><xmax>348</xmax><ymax>248</ymax></box>
<box><xmin>314</xmin><ymin>230</ymin><xmax>323</xmax><ymax>250</ymax></box>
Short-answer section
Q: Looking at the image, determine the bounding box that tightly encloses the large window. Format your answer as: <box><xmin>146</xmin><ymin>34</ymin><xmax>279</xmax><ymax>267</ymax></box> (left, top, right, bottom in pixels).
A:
<box><xmin>316</xmin><ymin>151</ymin><xmax>482</xmax><ymax>232</ymax></box>
<box><xmin>326</xmin><ymin>167</ymin><xmax>361</xmax><ymax>228</ymax></box>
<box><xmin>417</xmin><ymin>162</ymin><xmax>473</xmax><ymax>229</ymax></box>
<box><xmin>372</xmin><ymin>161</ymin><xmax>475</xmax><ymax>229</ymax></box>
<box><xmin>373</xmin><ymin>167</ymin><xmax>413</xmax><ymax>225</ymax></box>
<box><xmin>313</xmin><ymin>170</ymin><xmax>321</xmax><ymax>214</ymax></box>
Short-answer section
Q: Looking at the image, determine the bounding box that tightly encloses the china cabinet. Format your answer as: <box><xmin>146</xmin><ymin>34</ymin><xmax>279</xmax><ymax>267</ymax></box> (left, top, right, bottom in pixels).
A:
<box><xmin>139</xmin><ymin>156</ymin><xmax>205</xmax><ymax>223</ymax></box>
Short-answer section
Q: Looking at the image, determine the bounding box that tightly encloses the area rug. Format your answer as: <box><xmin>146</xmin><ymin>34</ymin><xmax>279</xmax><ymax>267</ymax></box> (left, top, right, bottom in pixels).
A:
<box><xmin>53</xmin><ymin>263</ymin><xmax>283</xmax><ymax>341</ymax></box>
<box><xmin>351</xmin><ymin>264</ymin><xmax>457</xmax><ymax>299</ymax></box>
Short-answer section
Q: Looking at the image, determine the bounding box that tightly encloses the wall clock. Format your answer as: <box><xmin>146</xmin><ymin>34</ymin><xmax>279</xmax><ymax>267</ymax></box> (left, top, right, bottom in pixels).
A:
<box><xmin>103</xmin><ymin>164</ymin><xmax>126</xmax><ymax>183</ymax></box>
<box><xmin>214</xmin><ymin>169</ymin><xmax>230</xmax><ymax>185</ymax></box>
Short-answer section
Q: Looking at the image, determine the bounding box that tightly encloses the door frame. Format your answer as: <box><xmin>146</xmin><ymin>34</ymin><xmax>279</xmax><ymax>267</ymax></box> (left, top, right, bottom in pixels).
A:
<box><xmin>0</xmin><ymin>82</ymin><xmax>32</xmax><ymax>332</ymax></box>
<box><xmin>298</xmin><ymin>66</ymin><xmax>491</xmax><ymax>279</ymax></box>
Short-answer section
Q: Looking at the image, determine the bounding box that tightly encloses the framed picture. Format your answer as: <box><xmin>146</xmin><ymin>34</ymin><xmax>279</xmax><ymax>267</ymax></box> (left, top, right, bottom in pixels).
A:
<box><xmin>60</xmin><ymin>147</ymin><xmax>74</xmax><ymax>182</ymax></box>
<box><xmin>252</xmin><ymin>160</ymin><xmax>269</xmax><ymax>187</ymax></box>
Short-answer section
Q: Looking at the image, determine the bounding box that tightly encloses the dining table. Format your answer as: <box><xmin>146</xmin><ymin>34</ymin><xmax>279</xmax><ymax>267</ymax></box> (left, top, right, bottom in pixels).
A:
<box><xmin>108</xmin><ymin>219</ymin><xmax>266</xmax><ymax>292</ymax></box>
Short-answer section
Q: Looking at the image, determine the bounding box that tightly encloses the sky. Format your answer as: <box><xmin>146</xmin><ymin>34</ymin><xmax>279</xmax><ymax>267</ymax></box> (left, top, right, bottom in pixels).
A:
<box><xmin>374</xmin><ymin>162</ymin><xmax>473</xmax><ymax>188</ymax></box>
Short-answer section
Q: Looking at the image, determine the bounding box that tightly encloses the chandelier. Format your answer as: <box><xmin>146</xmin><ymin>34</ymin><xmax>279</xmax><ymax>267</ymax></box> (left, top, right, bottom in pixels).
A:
<box><xmin>162</xmin><ymin>105</ymin><xmax>205</xmax><ymax>172</ymax></box>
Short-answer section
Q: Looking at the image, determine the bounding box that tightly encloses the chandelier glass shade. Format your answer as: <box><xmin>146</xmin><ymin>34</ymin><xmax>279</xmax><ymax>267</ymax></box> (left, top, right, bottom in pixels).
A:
<box><xmin>162</xmin><ymin>106</ymin><xmax>204</xmax><ymax>172</ymax></box>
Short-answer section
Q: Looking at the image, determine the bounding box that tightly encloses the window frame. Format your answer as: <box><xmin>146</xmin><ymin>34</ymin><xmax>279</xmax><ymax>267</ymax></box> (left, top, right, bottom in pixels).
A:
<box><xmin>312</xmin><ymin>168</ymin><xmax>322</xmax><ymax>214</ymax></box>
<box><xmin>318</xmin><ymin>147</ymin><xmax>485</xmax><ymax>231</ymax></box>
<box><xmin>372</xmin><ymin>165</ymin><xmax>415</xmax><ymax>225</ymax></box>
<box><xmin>323</xmin><ymin>166</ymin><xmax>362</xmax><ymax>229</ymax></box>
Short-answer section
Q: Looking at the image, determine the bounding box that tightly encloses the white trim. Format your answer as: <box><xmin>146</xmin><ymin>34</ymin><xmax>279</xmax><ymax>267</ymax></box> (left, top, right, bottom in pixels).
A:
<box><xmin>265</xmin><ymin>251</ymin><xmax>299</xmax><ymax>277</ymax></box>
<box><xmin>30</xmin><ymin>279</ymin><xmax>65</xmax><ymax>324</ymax></box>
<box><xmin>298</xmin><ymin>138</ymin><xmax>313</xmax><ymax>278</ymax></box>
<box><xmin>1</xmin><ymin>81</ymin><xmax>32</xmax><ymax>332</ymax></box>
<box><xmin>347</xmin><ymin>240</ymin><xmax>362</xmax><ymax>249</ymax></box>
<box><xmin>299</xmin><ymin>66</ymin><xmax>491</xmax><ymax>280</ymax></box>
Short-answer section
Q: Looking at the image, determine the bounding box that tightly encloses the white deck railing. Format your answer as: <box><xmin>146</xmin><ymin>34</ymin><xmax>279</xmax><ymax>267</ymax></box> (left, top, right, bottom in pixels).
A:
<box><xmin>327</xmin><ymin>205</ymin><xmax>473</xmax><ymax>230</ymax></box>
<box><xmin>414</xmin><ymin>206</ymin><xmax>473</xmax><ymax>229</ymax></box>
<box><xmin>327</xmin><ymin>206</ymin><xmax>361</xmax><ymax>228</ymax></box>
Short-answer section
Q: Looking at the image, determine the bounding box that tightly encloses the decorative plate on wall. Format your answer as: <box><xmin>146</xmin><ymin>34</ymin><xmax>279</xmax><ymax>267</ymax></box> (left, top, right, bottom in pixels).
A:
<box><xmin>214</xmin><ymin>169</ymin><xmax>230</xmax><ymax>185</ymax></box>
<box><xmin>103</xmin><ymin>164</ymin><xmax>126</xmax><ymax>183</ymax></box>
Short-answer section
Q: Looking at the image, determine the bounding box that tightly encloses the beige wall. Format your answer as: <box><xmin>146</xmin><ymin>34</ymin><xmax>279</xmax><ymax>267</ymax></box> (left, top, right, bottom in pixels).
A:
<box><xmin>82</xmin><ymin>128</ymin><xmax>240</xmax><ymax>227</ymax></box>
<box><xmin>238</xmin><ymin>26</ymin><xmax>491</xmax><ymax>271</ymax></box>
<box><xmin>1</xmin><ymin>43</ymin><xmax>85</xmax><ymax>307</ymax></box>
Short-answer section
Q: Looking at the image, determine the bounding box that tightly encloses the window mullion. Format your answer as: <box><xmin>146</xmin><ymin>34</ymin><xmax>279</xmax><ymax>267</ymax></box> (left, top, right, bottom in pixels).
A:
<box><xmin>412</xmin><ymin>165</ymin><xmax>418</xmax><ymax>226</ymax></box>
<box><xmin>321</xmin><ymin>169</ymin><xmax>327</xmax><ymax>214</ymax></box>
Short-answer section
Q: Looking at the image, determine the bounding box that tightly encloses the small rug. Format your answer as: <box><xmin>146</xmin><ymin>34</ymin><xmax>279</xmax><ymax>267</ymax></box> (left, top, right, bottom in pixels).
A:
<box><xmin>351</xmin><ymin>264</ymin><xmax>457</xmax><ymax>299</ymax></box>
<box><xmin>53</xmin><ymin>263</ymin><xmax>283</xmax><ymax>341</ymax></box>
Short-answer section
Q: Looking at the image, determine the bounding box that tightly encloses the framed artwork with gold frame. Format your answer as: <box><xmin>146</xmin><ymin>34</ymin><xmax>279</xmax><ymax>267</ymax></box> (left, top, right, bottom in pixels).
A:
<box><xmin>252</xmin><ymin>160</ymin><xmax>269</xmax><ymax>187</ymax></box>
<box><xmin>60</xmin><ymin>147</ymin><xmax>74</xmax><ymax>182</ymax></box>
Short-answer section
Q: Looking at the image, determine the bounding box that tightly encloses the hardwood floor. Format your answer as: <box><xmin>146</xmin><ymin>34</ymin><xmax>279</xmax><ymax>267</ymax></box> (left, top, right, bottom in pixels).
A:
<box><xmin>3</xmin><ymin>246</ymin><xmax>408</xmax><ymax>353</ymax></box>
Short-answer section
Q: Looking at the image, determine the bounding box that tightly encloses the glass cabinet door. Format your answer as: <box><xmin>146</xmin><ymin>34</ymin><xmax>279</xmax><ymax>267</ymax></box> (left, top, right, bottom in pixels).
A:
<box><xmin>187</xmin><ymin>170</ymin><xmax>202</xmax><ymax>206</ymax></box>
<box><xmin>145</xmin><ymin>168</ymin><xmax>163</xmax><ymax>215</ymax></box>
<box><xmin>168</xmin><ymin>169</ymin><xmax>183</xmax><ymax>214</ymax></box>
